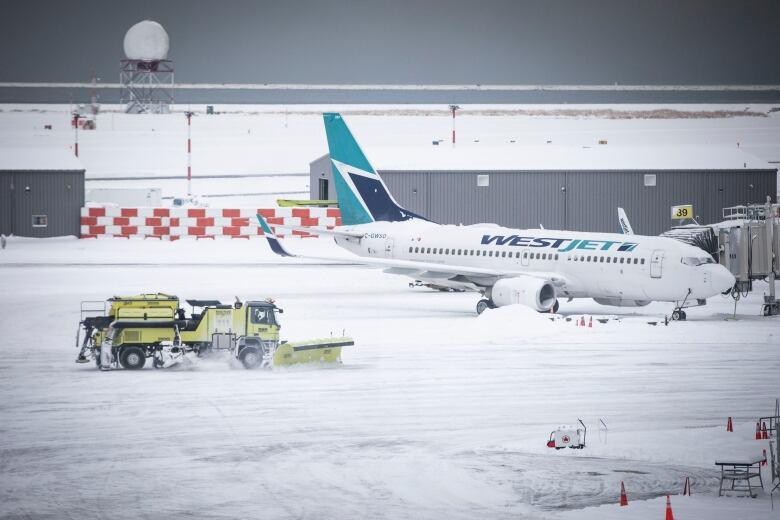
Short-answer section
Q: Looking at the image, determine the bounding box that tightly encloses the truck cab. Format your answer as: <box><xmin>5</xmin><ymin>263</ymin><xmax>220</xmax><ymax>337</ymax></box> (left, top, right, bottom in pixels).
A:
<box><xmin>179</xmin><ymin>299</ymin><xmax>283</xmax><ymax>368</ymax></box>
<box><xmin>243</xmin><ymin>300</ymin><xmax>282</xmax><ymax>340</ymax></box>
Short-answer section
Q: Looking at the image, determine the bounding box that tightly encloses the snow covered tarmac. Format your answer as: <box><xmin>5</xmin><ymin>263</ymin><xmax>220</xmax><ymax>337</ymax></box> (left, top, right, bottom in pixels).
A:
<box><xmin>0</xmin><ymin>239</ymin><xmax>777</xmax><ymax>519</ymax></box>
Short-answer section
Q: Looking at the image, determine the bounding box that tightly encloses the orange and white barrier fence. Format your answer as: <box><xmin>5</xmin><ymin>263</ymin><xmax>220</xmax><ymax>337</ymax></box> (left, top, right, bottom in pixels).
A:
<box><xmin>80</xmin><ymin>206</ymin><xmax>342</xmax><ymax>240</ymax></box>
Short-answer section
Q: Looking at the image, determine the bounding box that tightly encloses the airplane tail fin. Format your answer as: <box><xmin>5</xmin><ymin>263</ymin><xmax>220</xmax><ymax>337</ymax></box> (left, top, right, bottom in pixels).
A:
<box><xmin>323</xmin><ymin>113</ymin><xmax>426</xmax><ymax>225</ymax></box>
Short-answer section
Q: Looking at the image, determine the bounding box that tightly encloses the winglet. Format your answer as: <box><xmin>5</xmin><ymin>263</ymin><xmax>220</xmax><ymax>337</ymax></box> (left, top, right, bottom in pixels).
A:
<box><xmin>617</xmin><ymin>207</ymin><xmax>634</xmax><ymax>235</ymax></box>
<box><xmin>256</xmin><ymin>214</ymin><xmax>294</xmax><ymax>257</ymax></box>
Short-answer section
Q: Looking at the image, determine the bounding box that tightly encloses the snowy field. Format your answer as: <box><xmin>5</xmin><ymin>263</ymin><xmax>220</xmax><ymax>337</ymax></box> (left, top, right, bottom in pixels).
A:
<box><xmin>1</xmin><ymin>103</ymin><xmax>779</xmax><ymax>205</ymax></box>
<box><xmin>1</xmin><ymin>104</ymin><xmax>779</xmax><ymax>518</ymax></box>
<box><xmin>0</xmin><ymin>236</ymin><xmax>778</xmax><ymax>519</ymax></box>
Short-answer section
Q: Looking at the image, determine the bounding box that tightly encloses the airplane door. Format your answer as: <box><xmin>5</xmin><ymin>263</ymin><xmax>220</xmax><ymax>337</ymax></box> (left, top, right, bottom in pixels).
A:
<box><xmin>384</xmin><ymin>237</ymin><xmax>394</xmax><ymax>258</ymax></box>
<box><xmin>520</xmin><ymin>249</ymin><xmax>530</xmax><ymax>267</ymax></box>
<box><xmin>650</xmin><ymin>249</ymin><xmax>664</xmax><ymax>278</ymax></box>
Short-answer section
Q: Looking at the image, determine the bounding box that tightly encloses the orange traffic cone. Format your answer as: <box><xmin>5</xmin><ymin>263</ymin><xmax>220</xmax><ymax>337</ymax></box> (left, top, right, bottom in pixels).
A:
<box><xmin>682</xmin><ymin>476</ymin><xmax>691</xmax><ymax>496</ymax></box>
<box><xmin>726</xmin><ymin>417</ymin><xmax>733</xmax><ymax>432</ymax></box>
<box><xmin>762</xmin><ymin>422</ymin><xmax>768</xmax><ymax>439</ymax></box>
<box><xmin>619</xmin><ymin>481</ymin><xmax>628</xmax><ymax>506</ymax></box>
<box><xmin>763</xmin><ymin>449</ymin><xmax>768</xmax><ymax>466</ymax></box>
<box><xmin>755</xmin><ymin>422</ymin><xmax>762</xmax><ymax>440</ymax></box>
<box><xmin>588</xmin><ymin>316</ymin><xmax>593</xmax><ymax>328</ymax></box>
<box><xmin>665</xmin><ymin>495</ymin><xmax>674</xmax><ymax>520</ymax></box>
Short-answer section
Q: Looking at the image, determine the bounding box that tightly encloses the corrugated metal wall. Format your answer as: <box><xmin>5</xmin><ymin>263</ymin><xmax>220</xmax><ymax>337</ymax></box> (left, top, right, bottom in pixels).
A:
<box><xmin>0</xmin><ymin>172</ymin><xmax>11</xmax><ymax>235</ymax></box>
<box><xmin>310</xmin><ymin>154</ymin><xmax>331</xmax><ymax>200</ymax></box>
<box><xmin>382</xmin><ymin>169</ymin><xmax>776</xmax><ymax>235</ymax></box>
<box><xmin>310</xmin><ymin>155</ymin><xmax>778</xmax><ymax>235</ymax></box>
<box><xmin>0</xmin><ymin>170</ymin><xmax>85</xmax><ymax>237</ymax></box>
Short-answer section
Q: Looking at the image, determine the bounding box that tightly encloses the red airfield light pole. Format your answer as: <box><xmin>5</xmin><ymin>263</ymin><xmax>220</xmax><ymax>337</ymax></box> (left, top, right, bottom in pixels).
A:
<box><xmin>185</xmin><ymin>111</ymin><xmax>194</xmax><ymax>196</ymax></box>
<box><xmin>72</xmin><ymin>112</ymin><xmax>80</xmax><ymax>157</ymax></box>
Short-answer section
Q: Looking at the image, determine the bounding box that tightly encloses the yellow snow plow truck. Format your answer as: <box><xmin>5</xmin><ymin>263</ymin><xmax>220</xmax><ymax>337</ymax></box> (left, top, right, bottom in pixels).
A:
<box><xmin>75</xmin><ymin>293</ymin><xmax>353</xmax><ymax>370</ymax></box>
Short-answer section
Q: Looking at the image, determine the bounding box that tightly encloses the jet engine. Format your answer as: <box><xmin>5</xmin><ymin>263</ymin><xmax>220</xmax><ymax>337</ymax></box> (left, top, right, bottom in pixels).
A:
<box><xmin>593</xmin><ymin>297</ymin><xmax>651</xmax><ymax>307</ymax></box>
<box><xmin>491</xmin><ymin>277</ymin><xmax>556</xmax><ymax>312</ymax></box>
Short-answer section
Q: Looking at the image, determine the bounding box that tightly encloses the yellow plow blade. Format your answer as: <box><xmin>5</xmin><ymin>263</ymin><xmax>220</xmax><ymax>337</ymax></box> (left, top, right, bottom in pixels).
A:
<box><xmin>272</xmin><ymin>337</ymin><xmax>354</xmax><ymax>366</ymax></box>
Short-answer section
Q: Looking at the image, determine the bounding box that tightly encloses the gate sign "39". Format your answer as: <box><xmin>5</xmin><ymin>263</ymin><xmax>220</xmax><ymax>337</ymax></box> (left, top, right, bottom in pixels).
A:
<box><xmin>671</xmin><ymin>204</ymin><xmax>693</xmax><ymax>219</ymax></box>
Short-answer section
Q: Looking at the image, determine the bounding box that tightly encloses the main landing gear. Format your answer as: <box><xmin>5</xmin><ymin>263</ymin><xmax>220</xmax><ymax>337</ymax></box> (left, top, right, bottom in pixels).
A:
<box><xmin>476</xmin><ymin>299</ymin><xmax>497</xmax><ymax>315</ymax></box>
<box><xmin>475</xmin><ymin>299</ymin><xmax>560</xmax><ymax>315</ymax></box>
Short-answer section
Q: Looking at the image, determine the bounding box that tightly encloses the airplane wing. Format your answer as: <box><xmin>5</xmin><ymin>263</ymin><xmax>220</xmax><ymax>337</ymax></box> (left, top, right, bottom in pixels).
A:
<box><xmin>257</xmin><ymin>215</ymin><xmax>567</xmax><ymax>289</ymax></box>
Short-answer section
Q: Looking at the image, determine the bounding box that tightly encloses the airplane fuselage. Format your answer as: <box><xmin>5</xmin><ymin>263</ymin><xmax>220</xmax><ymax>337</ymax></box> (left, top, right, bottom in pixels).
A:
<box><xmin>333</xmin><ymin>220</ymin><xmax>735</xmax><ymax>303</ymax></box>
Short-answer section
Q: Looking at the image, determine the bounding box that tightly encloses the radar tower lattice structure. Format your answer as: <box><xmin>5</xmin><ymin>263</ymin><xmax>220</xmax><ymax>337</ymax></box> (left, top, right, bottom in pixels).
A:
<box><xmin>119</xmin><ymin>20</ymin><xmax>174</xmax><ymax>114</ymax></box>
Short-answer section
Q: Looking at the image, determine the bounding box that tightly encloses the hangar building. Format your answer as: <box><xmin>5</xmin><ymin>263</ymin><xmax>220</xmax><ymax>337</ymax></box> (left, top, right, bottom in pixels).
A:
<box><xmin>0</xmin><ymin>149</ymin><xmax>85</xmax><ymax>237</ymax></box>
<box><xmin>310</xmin><ymin>145</ymin><xmax>777</xmax><ymax>235</ymax></box>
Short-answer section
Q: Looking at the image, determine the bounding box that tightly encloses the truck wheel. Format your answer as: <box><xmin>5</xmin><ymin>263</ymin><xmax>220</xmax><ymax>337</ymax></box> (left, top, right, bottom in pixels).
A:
<box><xmin>476</xmin><ymin>299</ymin><xmax>491</xmax><ymax>315</ymax></box>
<box><xmin>239</xmin><ymin>347</ymin><xmax>262</xmax><ymax>369</ymax></box>
<box><xmin>119</xmin><ymin>346</ymin><xmax>146</xmax><ymax>370</ymax></box>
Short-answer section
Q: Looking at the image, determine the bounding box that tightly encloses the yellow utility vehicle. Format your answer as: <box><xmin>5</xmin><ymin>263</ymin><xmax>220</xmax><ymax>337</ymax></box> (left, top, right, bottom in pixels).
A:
<box><xmin>76</xmin><ymin>294</ymin><xmax>352</xmax><ymax>370</ymax></box>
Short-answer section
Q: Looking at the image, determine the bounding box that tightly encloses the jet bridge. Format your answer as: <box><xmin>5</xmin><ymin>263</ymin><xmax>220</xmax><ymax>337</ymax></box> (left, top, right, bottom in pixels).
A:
<box><xmin>718</xmin><ymin>198</ymin><xmax>780</xmax><ymax>316</ymax></box>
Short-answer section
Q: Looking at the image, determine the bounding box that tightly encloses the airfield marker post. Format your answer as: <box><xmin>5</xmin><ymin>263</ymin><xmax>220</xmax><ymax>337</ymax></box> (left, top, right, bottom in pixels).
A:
<box><xmin>185</xmin><ymin>111</ymin><xmax>194</xmax><ymax>196</ymax></box>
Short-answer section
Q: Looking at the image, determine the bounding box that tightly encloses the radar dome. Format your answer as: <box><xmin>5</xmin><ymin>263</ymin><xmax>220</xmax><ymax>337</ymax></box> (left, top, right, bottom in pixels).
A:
<box><xmin>123</xmin><ymin>20</ymin><xmax>169</xmax><ymax>61</ymax></box>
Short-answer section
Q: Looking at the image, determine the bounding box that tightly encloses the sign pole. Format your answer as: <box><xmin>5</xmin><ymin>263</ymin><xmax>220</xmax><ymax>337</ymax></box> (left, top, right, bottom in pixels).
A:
<box><xmin>449</xmin><ymin>104</ymin><xmax>460</xmax><ymax>146</ymax></box>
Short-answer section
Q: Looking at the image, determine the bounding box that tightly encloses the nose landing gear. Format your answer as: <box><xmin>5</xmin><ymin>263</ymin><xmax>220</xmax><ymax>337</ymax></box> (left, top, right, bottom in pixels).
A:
<box><xmin>670</xmin><ymin>289</ymin><xmax>707</xmax><ymax>321</ymax></box>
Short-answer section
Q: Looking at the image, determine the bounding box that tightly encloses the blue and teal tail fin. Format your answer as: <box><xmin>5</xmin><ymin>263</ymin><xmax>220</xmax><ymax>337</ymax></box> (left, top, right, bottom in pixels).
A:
<box><xmin>323</xmin><ymin>113</ymin><xmax>427</xmax><ymax>225</ymax></box>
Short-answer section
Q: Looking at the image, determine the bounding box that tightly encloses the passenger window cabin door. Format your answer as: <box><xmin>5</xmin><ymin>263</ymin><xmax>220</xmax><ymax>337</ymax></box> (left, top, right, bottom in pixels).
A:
<box><xmin>520</xmin><ymin>249</ymin><xmax>530</xmax><ymax>267</ymax></box>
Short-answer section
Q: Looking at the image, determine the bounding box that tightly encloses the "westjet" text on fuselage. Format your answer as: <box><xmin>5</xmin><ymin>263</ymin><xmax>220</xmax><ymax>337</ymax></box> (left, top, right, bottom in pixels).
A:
<box><xmin>480</xmin><ymin>235</ymin><xmax>639</xmax><ymax>252</ymax></box>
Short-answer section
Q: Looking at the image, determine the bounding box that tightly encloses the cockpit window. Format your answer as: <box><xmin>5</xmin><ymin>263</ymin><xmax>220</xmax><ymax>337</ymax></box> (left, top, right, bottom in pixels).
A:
<box><xmin>681</xmin><ymin>256</ymin><xmax>715</xmax><ymax>266</ymax></box>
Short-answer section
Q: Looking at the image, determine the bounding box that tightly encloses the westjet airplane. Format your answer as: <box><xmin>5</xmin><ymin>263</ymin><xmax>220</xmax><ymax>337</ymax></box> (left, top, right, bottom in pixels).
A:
<box><xmin>258</xmin><ymin>113</ymin><xmax>735</xmax><ymax>318</ymax></box>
